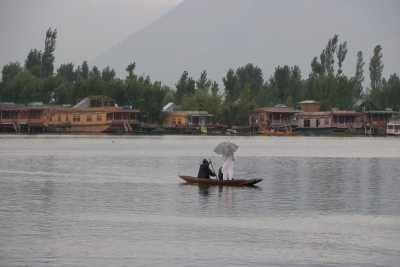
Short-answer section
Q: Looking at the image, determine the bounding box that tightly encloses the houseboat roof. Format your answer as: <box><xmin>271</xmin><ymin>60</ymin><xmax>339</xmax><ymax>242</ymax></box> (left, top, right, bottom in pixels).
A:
<box><xmin>331</xmin><ymin>110</ymin><xmax>362</xmax><ymax>116</ymax></box>
<box><xmin>253</xmin><ymin>107</ymin><xmax>299</xmax><ymax>113</ymax></box>
<box><xmin>162</xmin><ymin>102</ymin><xmax>174</xmax><ymax>113</ymax></box>
<box><xmin>74</xmin><ymin>95</ymin><xmax>116</xmax><ymax>108</ymax></box>
<box><xmin>299</xmin><ymin>100</ymin><xmax>319</xmax><ymax>104</ymax></box>
<box><xmin>165</xmin><ymin>111</ymin><xmax>213</xmax><ymax>116</ymax></box>
<box><xmin>365</xmin><ymin>110</ymin><xmax>400</xmax><ymax>115</ymax></box>
<box><xmin>297</xmin><ymin>110</ymin><xmax>362</xmax><ymax>116</ymax></box>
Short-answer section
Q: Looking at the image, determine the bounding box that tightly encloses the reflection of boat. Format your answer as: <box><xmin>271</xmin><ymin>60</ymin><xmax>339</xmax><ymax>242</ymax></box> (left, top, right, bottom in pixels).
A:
<box><xmin>179</xmin><ymin>175</ymin><xmax>262</xmax><ymax>186</ymax></box>
<box><xmin>387</xmin><ymin>120</ymin><xmax>400</xmax><ymax>136</ymax></box>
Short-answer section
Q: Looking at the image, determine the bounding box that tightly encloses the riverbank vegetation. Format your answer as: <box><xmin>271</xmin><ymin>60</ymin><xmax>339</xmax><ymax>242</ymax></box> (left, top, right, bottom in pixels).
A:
<box><xmin>1</xmin><ymin>29</ymin><xmax>399</xmax><ymax>125</ymax></box>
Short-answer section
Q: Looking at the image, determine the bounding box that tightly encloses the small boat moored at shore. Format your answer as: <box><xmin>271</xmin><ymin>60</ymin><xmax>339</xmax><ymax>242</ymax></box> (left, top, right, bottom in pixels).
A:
<box><xmin>387</xmin><ymin>120</ymin><xmax>400</xmax><ymax>136</ymax></box>
<box><xmin>179</xmin><ymin>175</ymin><xmax>263</xmax><ymax>186</ymax></box>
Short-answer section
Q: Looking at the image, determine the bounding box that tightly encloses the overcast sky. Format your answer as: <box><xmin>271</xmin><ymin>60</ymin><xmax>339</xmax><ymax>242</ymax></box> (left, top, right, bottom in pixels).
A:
<box><xmin>0</xmin><ymin>0</ymin><xmax>399</xmax><ymax>87</ymax></box>
<box><xmin>0</xmin><ymin>0</ymin><xmax>183</xmax><ymax>70</ymax></box>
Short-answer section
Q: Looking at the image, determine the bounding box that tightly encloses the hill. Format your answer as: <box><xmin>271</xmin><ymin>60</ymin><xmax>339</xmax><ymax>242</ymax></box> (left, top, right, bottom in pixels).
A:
<box><xmin>93</xmin><ymin>0</ymin><xmax>400</xmax><ymax>88</ymax></box>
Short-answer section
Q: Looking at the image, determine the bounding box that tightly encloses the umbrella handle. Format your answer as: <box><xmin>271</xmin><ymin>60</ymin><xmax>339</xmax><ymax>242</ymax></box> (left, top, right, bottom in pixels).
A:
<box><xmin>209</xmin><ymin>158</ymin><xmax>216</xmax><ymax>176</ymax></box>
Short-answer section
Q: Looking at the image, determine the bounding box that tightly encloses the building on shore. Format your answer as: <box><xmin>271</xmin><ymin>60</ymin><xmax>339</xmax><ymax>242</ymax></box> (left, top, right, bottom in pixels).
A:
<box><xmin>161</xmin><ymin>102</ymin><xmax>214</xmax><ymax>134</ymax></box>
<box><xmin>251</xmin><ymin>100</ymin><xmax>365</xmax><ymax>136</ymax></box>
<box><xmin>0</xmin><ymin>95</ymin><xmax>140</xmax><ymax>133</ymax></box>
<box><xmin>251</xmin><ymin>104</ymin><xmax>299</xmax><ymax>135</ymax></box>
<box><xmin>364</xmin><ymin>109</ymin><xmax>400</xmax><ymax>135</ymax></box>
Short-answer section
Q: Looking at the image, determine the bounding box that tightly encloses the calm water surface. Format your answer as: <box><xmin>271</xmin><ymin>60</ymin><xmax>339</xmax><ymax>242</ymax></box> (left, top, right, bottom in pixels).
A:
<box><xmin>0</xmin><ymin>135</ymin><xmax>399</xmax><ymax>266</ymax></box>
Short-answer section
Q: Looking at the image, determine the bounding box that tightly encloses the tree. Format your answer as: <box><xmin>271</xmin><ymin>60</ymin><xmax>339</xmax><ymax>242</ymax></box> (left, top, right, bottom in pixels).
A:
<box><xmin>378</xmin><ymin>73</ymin><xmax>400</xmax><ymax>110</ymax></box>
<box><xmin>222</xmin><ymin>69</ymin><xmax>238</xmax><ymax>103</ymax></box>
<box><xmin>1</xmin><ymin>62</ymin><xmax>23</xmax><ymax>84</ymax></box>
<box><xmin>336</xmin><ymin>41</ymin><xmax>348</xmax><ymax>75</ymax></box>
<box><xmin>210</xmin><ymin>81</ymin><xmax>219</xmax><ymax>95</ymax></box>
<box><xmin>25</xmin><ymin>49</ymin><xmax>42</xmax><ymax>77</ymax></box>
<box><xmin>369</xmin><ymin>45</ymin><xmax>384</xmax><ymax>95</ymax></box>
<box><xmin>196</xmin><ymin>70</ymin><xmax>211</xmax><ymax>92</ymax></box>
<box><xmin>41</xmin><ymin>28</ymin><xmax>57</xmax><ymax>77</ymax></box>
<box><xmin>322</xmin><ymin>34</ymin><xmax>339</xmax><ymax>76</ymax></box>
<box><xmin>270</xmin><ymin>65</ymin><xmax>290</xmax><ymax>103</ymax></box>
<box><xmin>101</xmin><ymin>66</ymin><xmax>116</xmax><ymax>82</ymax></box>
<box><xmin>236</xmin><ymin>63</ymin><xmax>264</xmax><ymax>101</ymax></box>
<box><xmin>90</xmin><ymin>66</ymin><xmax>101</xmax><ymax>77</ymax></box>
<box><xmin>354</xmin><ymin>51</ymin><xmax>365</xmax><ymax>99</ymax></box>
<box><xmin>175</xmin><ymin>71</ymin><xmax>195</xmax><ymax>104</ymax></box>
<box><xmin>126</xmin><ymin>62</ymin><xmax>137</xmax><ymax>80</ymax></box>
<box><xmin>76</xmin><ymin>61</ymin><xmax>89</xmax><ymax>80</ymax></box>
<box><xmin>57</xmin><ymin>63</ymin><xmax>76</xmax><ymax>82</ymax></box>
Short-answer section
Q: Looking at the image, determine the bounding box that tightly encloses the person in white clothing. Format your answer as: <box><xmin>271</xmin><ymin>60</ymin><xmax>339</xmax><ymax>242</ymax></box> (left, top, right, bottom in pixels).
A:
<box><xmin>222</xmin><ymin>151</ymin><xmax>235</xmax><ymax>180</ymax></box>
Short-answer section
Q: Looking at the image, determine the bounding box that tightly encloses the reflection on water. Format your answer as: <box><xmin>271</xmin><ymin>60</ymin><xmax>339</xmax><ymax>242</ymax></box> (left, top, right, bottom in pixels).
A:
<box><xmin>0</xmin><ymin>135</ymin><xmax>399</xmax><ymax>266</ymax></box>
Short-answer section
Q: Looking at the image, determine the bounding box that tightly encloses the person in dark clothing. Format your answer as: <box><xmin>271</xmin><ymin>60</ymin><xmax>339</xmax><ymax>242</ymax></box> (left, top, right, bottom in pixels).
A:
<box><xmin>218</xmin><ymin>167</ymin><xmax>223</xmax><ymax>180</ymax></box>
<box><xmin>197</xmin><ymin>159</ymin><xmax>216</xmax><ymax>179</ymax></box>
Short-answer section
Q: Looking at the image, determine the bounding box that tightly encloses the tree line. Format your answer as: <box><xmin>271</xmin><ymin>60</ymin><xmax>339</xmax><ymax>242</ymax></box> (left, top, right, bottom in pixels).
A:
<box><xmin>1</xmin><ymin>29</ymin><xmax>399</xmax><ymax>125</ymax></box>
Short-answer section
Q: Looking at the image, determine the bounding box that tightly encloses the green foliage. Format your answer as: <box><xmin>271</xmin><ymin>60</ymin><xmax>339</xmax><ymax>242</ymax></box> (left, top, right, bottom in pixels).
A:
<box><xmin>25</xmin><ymin>49</ymin><xmax>42</xmax><ymax>77</ymax></box>
<box><xmin>354</xmin><ymin>51</ymin><xmax>365</xmax><ymax>99</ymax></box>
<box><xmin>57</xmin><ymin>63</ymin><xmax>77</xmax><ymax>82</ymax></box>
<box><xmin>42</xmin><ymin>28</ymin><xmax>57</xmax><ymax>78</ymax></box>
<box><xmin>369</xmin><ymin>45</ymin><xmax>384</xmax><ymax>100</ymax></box>
<box><xmin>379</xmin><ymin>74</ymin><xmax>400</xmax><ymax>110</ymax></box>
<box><xmin>0</xmin><ymin>31</ymin><xmax>397</xmax><ymax>127</ymax></box>
<box><xmin>1</xmin><ymin>62</ymin><xmax>23</xmax><ymax>84</ymax></box>
<box><xmin>266</xmin><ymin>65</ymin><xmax>305</xmax><ymax>107</ymax></box>
<box><xmin>175</xmin><ymin>71</ymin><xmax>195</xmax><ymax>104</ymax></box>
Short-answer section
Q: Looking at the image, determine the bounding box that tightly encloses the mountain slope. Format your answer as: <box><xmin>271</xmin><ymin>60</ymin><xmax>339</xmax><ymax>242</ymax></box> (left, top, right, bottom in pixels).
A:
<box><xmin>93</xmin><ymin>0</ymin><xmax>400</xmax><ymax>87</ymax></box>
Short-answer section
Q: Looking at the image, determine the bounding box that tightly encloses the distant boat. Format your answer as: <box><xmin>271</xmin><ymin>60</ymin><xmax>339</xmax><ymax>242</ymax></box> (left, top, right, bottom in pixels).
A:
<box><xmin>179</xmin><ymin>175</ymin><xmax>262</xmax><ymax>186</ymax></box>
<box><xmin>387</xmin><ymin>120</ymin><xmax>400</xmax><ymax>136</ymax></box>
<box><xmin>258</xmin><ymin>125</ymin><xmax>294</xmax><ymax>136</ymax></box>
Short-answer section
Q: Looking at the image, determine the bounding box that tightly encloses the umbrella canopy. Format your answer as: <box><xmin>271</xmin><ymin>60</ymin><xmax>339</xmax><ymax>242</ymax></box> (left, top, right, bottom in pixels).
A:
<box><xmin>213</xmin><ymin>141</ymin><xmax>239</xmax><ymax>155</ymax></box>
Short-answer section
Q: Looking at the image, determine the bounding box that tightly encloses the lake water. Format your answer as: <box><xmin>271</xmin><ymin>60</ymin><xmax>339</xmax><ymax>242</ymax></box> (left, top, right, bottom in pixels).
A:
<box><xmin>0</xmin><ymin>135</ymin><xmax>399</xmax><ymax>266</ymax></box>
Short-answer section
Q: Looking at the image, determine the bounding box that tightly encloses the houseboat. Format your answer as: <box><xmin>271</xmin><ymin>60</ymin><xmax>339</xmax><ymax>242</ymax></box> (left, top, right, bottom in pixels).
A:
<box><xmin>364</xmin><ymin>109</ymin><xmax>400</xmax><ymax>135</ymax></box>
<box><xmin>0</xmin><ymin>95</ymin><xmax>140</xmax><ymax>134</ymax></box>
<box><xmin>251</xmin><ymin>104</ymin><xmax>299</xmax><ymax>135</ymax></box>
<box><xmin>295</xmin><ymin>101</ymin><xmax>364</xmax><ymax>135</ymax></box>
<box><xmin>161</xmin><ymin>102</ymin><xmax>214</xmax><ymax>134</ymax></box>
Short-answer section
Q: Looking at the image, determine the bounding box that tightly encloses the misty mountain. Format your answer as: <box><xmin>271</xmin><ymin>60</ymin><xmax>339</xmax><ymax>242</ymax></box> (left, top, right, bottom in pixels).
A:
<box><xmin>93</xmin><ymin>0</ymin><xmax>400</xmax><ymax>88</ymax></box>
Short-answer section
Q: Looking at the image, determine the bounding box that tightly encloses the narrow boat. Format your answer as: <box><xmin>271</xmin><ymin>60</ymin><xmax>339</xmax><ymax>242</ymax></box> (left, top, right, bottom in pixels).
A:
<box><xmin>179</xmin><ymin>175</ymin><xmax>262</xmax><ymax>186</ymax></box>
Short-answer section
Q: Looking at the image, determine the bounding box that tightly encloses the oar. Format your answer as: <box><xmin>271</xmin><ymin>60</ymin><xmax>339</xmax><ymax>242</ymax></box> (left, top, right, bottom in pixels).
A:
<box><xmin>209</xmin><ymin>158</ymin><xmax>216</xmax><ymax>178</ymax></box>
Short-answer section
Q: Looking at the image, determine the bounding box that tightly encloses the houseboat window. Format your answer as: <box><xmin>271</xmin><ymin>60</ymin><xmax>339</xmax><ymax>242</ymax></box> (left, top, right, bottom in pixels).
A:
<box><xmin>324</xmin><ymin>117</ymin><xmax>329</xmax><ymax>125</ymax></box>
<box><xmin>49</xmin><ymin>115</ymin><xmax>53</xmax><ymax>122</ymax></box>
<box><xmin>87</xmin><ymin>114</ymin><xmax>92</xmax><ymax>122</ymax></box>
<box><xmin>97</xmin><ymin>113</ymin><xmax>102</xmax><ymax>121</ymax></box>
<box><xmin>304</xmin><ymin>118</ymin><xmax>310</xmax><ymax>128</ymax></box>
<box><xmin>172</xmin><ymin>118</ymin><xmax>176</xmax><ymax>125</ymax></box>
<box><xmin>73</xmin><ymin>114</ymin><xmax>80</xmax><ymax>122</ymax></box>
<box><xmin>66</xmin><ymin>114</ymin><xmax>69</xmax><ymax>122</ymax></box>
<box><xmin>316</xmin><ymin>119</ymin><xmax>320</xmax><ymax>127</ymax></box>
<box><xmin>58</xmin><ymin>114</ymin><xmax>62</xmax><ymax>121</ymax></box>
<box><xmin>178</xmin><ymin>118</ymin><xmax>182</xmax><ymax>125</ymax></box>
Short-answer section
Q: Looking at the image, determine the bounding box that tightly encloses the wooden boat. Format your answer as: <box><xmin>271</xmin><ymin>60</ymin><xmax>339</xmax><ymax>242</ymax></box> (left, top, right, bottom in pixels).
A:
<box><xmin>179</xmin><ymin>175</ymin><xmax>262</xmax><ymax>186</ymax></box>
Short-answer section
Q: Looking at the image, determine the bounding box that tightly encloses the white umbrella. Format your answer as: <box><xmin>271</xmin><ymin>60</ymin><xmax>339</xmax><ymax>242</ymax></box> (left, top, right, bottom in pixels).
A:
<box><xmin>213</xmin><ymin>141</ymin><xmax>239</xmax><ymax>155</ymax></box>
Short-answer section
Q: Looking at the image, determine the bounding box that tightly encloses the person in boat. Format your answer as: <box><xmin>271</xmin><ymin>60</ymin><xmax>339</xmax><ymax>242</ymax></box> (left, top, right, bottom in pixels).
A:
<box><xmin>222</xmin><ymin>151</ymin><xmax>235</xmax><ymax>180</ymax></box>
<box><xmin>197</xmin><ymin>159</ymin><xmax>216</xmax><ymax>179</ymax></box>
<box><xmin>218</xmin><ymin>167</ymin><xmax>223</xmax><ymax>180</ymax></box>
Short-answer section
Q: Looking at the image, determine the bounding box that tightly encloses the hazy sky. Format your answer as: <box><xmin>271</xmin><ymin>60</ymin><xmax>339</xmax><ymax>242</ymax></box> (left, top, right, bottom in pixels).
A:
<box><xmin>0</xmin><ymin>0</ymin><xmax>399</xmax><ymax>87</ymax></box>
<box><xmin>0</xmin><ymin>0</ymin><xmax>183</xmax><ymax>70</ymax></box>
